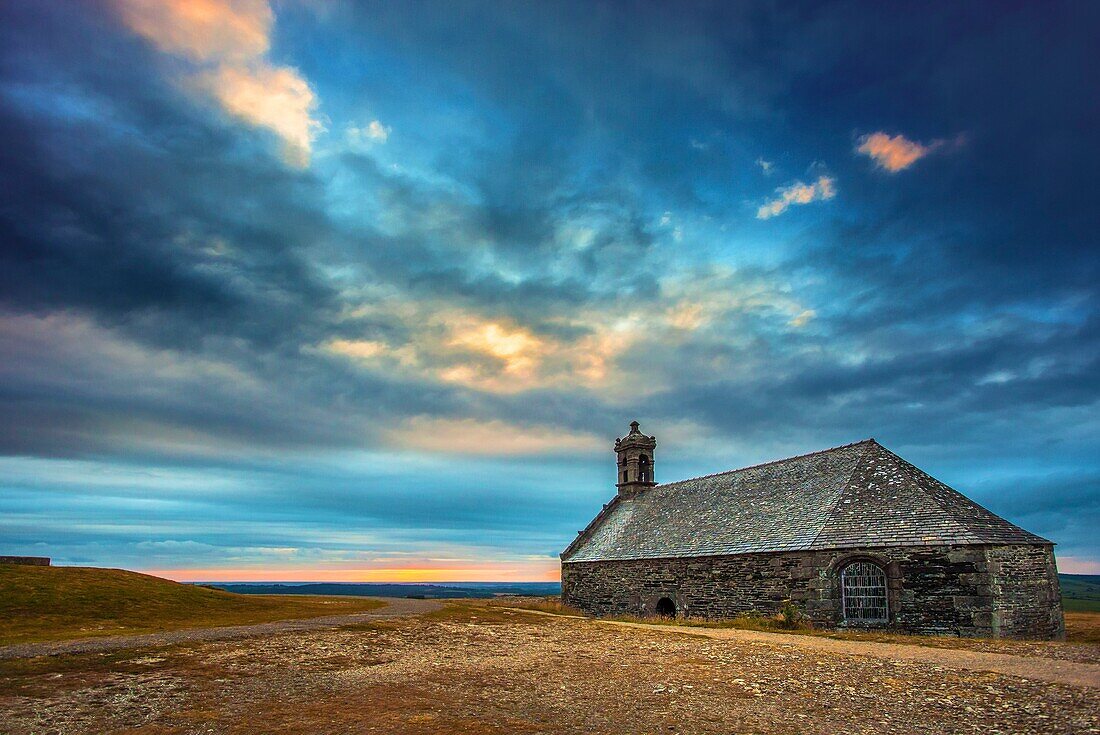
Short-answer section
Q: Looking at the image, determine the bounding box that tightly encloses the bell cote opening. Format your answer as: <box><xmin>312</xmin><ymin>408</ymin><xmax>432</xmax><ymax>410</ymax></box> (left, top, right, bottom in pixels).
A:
<box><xmin>615</xmin><ymin>421</ymin><xmax>657</xmax><ymax>498</ymax></box>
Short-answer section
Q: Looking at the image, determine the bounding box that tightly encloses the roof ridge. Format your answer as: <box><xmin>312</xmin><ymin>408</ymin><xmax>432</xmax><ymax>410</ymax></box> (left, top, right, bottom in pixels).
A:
<box><xmin>804</xmin><ymin>440</ymin><xmax>990</xmax><ymax>551</ymax></box>
<box><xmin>654</xmin><ymin>438</ymin><xmax>877</xmax><ymax>491</ymax></box>
<box><xmin>872</xmin><ymin>443</ymin><xmax>1051</xmax><ymax>544</ymax></box>
<box><xmin>805</xmin><ymin>439</ymin><xmax>879</xmax><ymax>549</ymax></box>
<box><xmin>869</xmin><ymin>444</ymin><xmax>979</xmax><ymax>541</ymax></box>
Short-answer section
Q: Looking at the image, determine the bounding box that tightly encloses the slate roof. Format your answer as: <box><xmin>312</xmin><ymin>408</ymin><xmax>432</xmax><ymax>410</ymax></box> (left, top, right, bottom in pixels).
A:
<box><xmin>561</xmin><ymin>439</ymin><xmax>1051</xmax><ymax>563</ymax></box>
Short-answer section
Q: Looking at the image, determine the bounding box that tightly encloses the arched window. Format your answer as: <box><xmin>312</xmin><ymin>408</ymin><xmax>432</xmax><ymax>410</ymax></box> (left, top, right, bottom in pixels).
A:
<box><xmin>638</xmin><ymin>454</ymin><xmax>651</xmax><ymax>482</ymax></box>
<box><xmin>621</xmin><ymin>470</ymin><xmax>628</xmax><ymax>483</ymax></box>
<box><xmin>655</xmin><ymin>597</ymin><xmax>676</xmax><ymax>617</ymax></box>
<box><xmin>841</xmin><ymin>561</ymin><xmax>888</xmax><ymax>623</ymax></box>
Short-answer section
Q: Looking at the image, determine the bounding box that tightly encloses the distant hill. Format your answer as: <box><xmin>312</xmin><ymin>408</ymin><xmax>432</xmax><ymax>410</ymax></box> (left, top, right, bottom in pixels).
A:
<box><xmin>205</xmin><ymin>581</ymin><xmax>562</xmax><ymax>599</ymax></box>
<box><xmin>208</xmin><ymin>578</ymin><xmax>1100</xmax><ymax>609</ymax></box>
<box><xmin>213</xmin><ymin>577</ymin><xmax>1098</xmax><ymax>610</ymax></box>
<box><xmin>0</xmin><ymin>565</ymin><xmax>384</xmax><ymax>645</ymax></box>
<box><xmin>1060</xmin><ymin>573</ymin><xmax>1100</xmax><ymax>612</ymax></box>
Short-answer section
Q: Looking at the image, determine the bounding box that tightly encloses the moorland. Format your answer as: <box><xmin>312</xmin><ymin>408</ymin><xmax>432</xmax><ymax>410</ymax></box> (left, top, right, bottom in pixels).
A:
<box><xmin>1</xmin><ymin>566</ymin><xmax>1098</xmax><ymax>734</ymax></box>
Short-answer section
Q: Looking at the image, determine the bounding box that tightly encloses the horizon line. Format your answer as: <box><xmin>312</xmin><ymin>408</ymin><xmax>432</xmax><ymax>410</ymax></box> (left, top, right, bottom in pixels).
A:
<box><xmin>190</xmin><ymin>580</ymin><xmax>561</xmax><ymax>585</ymax></box>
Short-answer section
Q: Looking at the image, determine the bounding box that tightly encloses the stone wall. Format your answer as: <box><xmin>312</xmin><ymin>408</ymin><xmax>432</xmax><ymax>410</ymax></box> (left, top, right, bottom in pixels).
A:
<box><xmin>0</xmin><ymin>556</ymin><xmax>51</xmax><ymax>566</ymax></box>
<box><xmin>561</xmin><ymin>543</ymin><xmax>1063</xmax><ymax>639</ymax></box>
<box><xmin>987</xmin><ymin>545</ymin><xmax>1064</xmax><ymax>639</ymax></box>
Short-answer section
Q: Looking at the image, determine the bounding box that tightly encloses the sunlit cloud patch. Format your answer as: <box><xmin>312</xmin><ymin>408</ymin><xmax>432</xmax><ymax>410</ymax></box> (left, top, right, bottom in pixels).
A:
<box><xmin>113</xmin><ymin>0</ymin><xmax>321</xmax><ymax>165</ymax></box>
<box><xmin>756</xmin><ymin>175</ymin><xmax>836</xmax><ymax>219</ymax></box>
<box><xmin>855</xmin><ymin>131</ymin><xmax>965</xmax><ymax>172</ymax></box>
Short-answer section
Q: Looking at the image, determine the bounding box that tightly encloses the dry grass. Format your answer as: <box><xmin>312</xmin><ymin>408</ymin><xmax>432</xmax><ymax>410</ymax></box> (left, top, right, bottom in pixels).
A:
<box><xmin>487</xmin><ymin>596</ymin><xmax>584</xmax><ymax>616</ymax></box>
<box><xmin>492</xmin><ymin>597</ymin><xmax>1100</xmax><ymax>661</ymax></box>
<box><xmin>605</xmin><ymin>612</ymin><xmax>807</xmax><ymax>633</ymax></box>
<box><xmin>494</xmin><ymin>596</ymin><xmax>807</xmax><ymax>631</ymax></box>
<box><xmin>426</xmin><ymin>600</ymin><xmax>559</xmax><ymax>626</ymax></box>
<box><xmin>644</xmin><ymin>610</ymin><xmax>1100</xmax><ymax>653</ymax></box>
<box><xmin>1065</xmin><ymin>611</ymin><xmax>1100</xmax><ymax>644</ymax></box>
<box><xmin>0</xmin><ymin>565</ymin><xmax>385</xmax><ymax>645</ymax></box>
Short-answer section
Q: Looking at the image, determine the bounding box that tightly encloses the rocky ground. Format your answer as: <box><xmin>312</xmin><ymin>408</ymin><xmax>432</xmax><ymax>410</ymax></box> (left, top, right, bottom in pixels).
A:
<box><xmin>1</xmin><ymin>602</ymin><xmax>1097</xmax><ymax>734</ymax></box>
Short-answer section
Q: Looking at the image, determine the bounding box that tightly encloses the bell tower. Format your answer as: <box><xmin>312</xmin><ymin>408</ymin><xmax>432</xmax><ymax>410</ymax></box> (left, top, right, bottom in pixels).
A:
<box><xmin>615</xmin><ymin>421</ymin><xmax>657</xmax><ymax>498</ymax></box>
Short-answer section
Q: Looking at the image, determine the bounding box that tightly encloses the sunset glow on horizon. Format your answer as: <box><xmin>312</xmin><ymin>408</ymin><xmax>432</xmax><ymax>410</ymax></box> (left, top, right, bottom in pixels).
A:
<box><xmin>147</xmin><ymin>561</ymin><xmax>562</xmax><ymax>585</ymax></box>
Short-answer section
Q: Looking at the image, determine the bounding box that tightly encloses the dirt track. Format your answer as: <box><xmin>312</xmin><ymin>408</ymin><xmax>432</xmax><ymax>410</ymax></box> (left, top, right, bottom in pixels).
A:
<box><xmin>597</xmin><ymin>617</ymin><xmax>1100</xmax><ymax>688</ymax></box>
<box><xmin>0</xmin><ymin>597</ymin><xmax>441</xmax><ymax>660</ymax></box>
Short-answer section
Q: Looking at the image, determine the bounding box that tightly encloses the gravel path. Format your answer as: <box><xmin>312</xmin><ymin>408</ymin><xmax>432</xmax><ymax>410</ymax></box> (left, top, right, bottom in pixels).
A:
<box><xmin>502</xmin><ymin>608</ymin><xmax>1100</xmax><ymax>688</ymax></box>
<box><xmin>602</xmin><ymin>618</ymin><xmax>1100</xmax><ymax>688</ymax></box>
<box><xmin>0</xmin><ymin>597</ymin><xmax>442</xmax><ymax>660</ymax></box>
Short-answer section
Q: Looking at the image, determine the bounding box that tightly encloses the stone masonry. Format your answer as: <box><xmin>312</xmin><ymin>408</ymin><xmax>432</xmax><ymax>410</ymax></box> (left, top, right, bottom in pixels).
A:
<box><xmin>0</xmin><ymin>556</ymin><xmax>51</xmax><ymax>566</ymax></box>
<box><xmin>561</xmin><ymin>543</ymin><xmax>1064</xmax><ymax>639</ymax></box>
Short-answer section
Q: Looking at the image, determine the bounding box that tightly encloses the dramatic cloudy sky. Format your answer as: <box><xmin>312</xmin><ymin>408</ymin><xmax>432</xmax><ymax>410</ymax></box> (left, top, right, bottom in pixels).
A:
<box><xmin>2</xmin><ymin>1</ymin><xmax>1098</xmax><ymax>580</ymax></box>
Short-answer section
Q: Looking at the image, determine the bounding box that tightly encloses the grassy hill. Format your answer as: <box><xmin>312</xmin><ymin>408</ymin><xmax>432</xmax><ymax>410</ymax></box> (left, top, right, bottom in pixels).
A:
<box><xmin>0</xmin><ymin>565</ymin><xmax>385</xmax><ymax>645</ymax></box>
<box><xmin>1060</xmin><ymin>573</ymin><xmax>1100</xmax><ymax>612</ymax></box>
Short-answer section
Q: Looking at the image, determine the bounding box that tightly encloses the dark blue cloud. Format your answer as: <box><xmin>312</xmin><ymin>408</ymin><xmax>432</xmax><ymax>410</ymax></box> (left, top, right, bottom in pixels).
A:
<box><xmin>0</xmin><ymin>0</ymin><xmax>1097</xmax><ymax>575</ymax></box>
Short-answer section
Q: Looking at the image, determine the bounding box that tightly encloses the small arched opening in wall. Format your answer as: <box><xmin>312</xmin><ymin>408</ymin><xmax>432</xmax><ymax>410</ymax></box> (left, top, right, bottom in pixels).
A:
<box><xmin>655</xmin><ymin>597</ymin><xmax>676</xmax><ymax>618</ymax></box>
<box><xmin>840</xmin><ymin>560</ymin><xmax>889</xmax><ymax>625</ymax></box>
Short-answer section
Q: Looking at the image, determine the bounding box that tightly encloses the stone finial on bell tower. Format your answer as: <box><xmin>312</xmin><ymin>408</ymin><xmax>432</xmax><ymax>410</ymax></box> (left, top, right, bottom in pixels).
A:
<box><xmin>615</xmin><ymin>421</ymin><xmax>657</xmax><ymax>498</ymax></box>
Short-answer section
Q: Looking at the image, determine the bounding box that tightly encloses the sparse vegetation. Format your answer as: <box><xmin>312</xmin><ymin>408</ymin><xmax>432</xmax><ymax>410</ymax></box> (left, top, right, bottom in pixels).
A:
<box><xmin>493</xmin><ymin>596</ymin><xmax>811</xmax><ymax>631</ymax></box>
<box><xmin>1064</xmin><ymin>611</ymin><xmax>1100</xmax><ymax>644</ymax></box>
<box><xmin>487</xmin><ymin>596</ymin><xmax>584</xmax><ymax>616</ymax></box>
<box><xmin>0</xmin><ymin>565</ymin><xmax>385</xmax><ymax>645</ymax></box>
<box><xmin>609</xmin><ymin>611</ymin><xmax>814</xmax><ymax>633</ymax></box>
<box><xmin>779</xmin><ymin>599</ymin><xmax>804</xmax><ymax>629</ymax></box>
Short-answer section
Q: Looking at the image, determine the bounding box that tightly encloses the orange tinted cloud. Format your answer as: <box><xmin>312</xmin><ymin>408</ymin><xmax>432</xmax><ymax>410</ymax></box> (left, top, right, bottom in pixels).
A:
<box><xmin>113</xmin><ymin>0</ymin><xmax>320</xmax><ymax>166</ymax></box>
<box><xmin>386</xmin><ymin>417</ymin><xmax>599</xmax><ymax>456</ymax></box>
<box><xmin>113</xmin><ymin>0</ymin><xmax>272</xmax><ymax>62</ymax></box>
<box><xmin>756</xmin><ymin>175</ymin><xmax>836</xmax><ymax>219</ymax></box>
<box><xmin>324</xmin><ymin>272</ymin><xmax>816</xmax><ymax>399</ymax></box>
<box><xmin>325</xmin><ymin>338</ymin><xmax>387</xmax><ymax>360</ymax></box>
<box><xmin>200</xmin><ymin>65</ymin><xmax>320</xmax><ymax>167</ymax></box>
<box><xmin>855</xmin><ymin>132</ymin><xmax>928</xmax><ymax>172</ymax></box>
<box><xmin>855</xmin><ymin>131</ymin><xmax>966</xmax><ymax>173</ymax></box>
<box><xmin>322</xmin><ymin>311</ymin><xmax>618</xmax><ymax>395</ymax></box>
<box><xmin>447</xmin><ymin>320</ymin><xmax>545</xmax><ymax>379</ymax></box>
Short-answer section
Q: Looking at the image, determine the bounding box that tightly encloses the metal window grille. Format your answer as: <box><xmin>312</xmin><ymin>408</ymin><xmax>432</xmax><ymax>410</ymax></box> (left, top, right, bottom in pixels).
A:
<box><xmin>841</xmin><ymin>561</ymin><xmax>888</xmax><ymax>623</ymax></box>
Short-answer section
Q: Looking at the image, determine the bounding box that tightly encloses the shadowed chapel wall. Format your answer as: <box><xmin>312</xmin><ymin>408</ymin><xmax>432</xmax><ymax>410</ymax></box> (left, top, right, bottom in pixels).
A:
<box><xmin>561</xmin><ymin>543</ymin><xmax>1064</xmax><ymax>639</ymax></box>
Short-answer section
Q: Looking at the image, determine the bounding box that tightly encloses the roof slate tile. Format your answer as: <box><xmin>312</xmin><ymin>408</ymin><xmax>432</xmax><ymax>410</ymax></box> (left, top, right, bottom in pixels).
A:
<box><xmin>561</xmin><ymin>439</ymin><xmax>1049</xmax><ymax>563</ymax></box>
